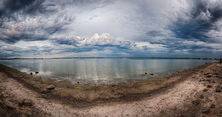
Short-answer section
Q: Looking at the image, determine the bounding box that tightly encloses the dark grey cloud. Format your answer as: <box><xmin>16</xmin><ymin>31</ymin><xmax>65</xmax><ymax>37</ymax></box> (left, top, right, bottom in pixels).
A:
<box><xmin>0</xmin><ymin>0</ymin><xmax>45</xmax><ymax>17</ymax></box>
<box><xmin>172</xmin><ymin>0</ymin><xmax>222</xmax><ymax>42</ymax></box>
<box><xmin>0</xmin><ymin>0</ymin><xmax>73</xmax><ymax>43</ymax></box>
<box><xmin>0</xmin><ymin>0</ymin><xmax>222</xmax><ymax>58</ymax></box>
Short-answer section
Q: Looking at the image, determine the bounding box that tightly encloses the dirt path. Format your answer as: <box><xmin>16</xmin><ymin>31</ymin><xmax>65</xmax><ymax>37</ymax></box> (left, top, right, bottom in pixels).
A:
<box><xmin>0</xmin><ymin>63</ymin><xmax>222</xmax><ymax>117</ymax></box>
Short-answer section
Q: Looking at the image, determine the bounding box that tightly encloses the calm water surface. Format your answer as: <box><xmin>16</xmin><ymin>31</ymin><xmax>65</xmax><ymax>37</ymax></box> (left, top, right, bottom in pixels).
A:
<box><xmin>0</xmin><ymin>58</ymin><xmax>212</xmax><ymax>82</ymax></box>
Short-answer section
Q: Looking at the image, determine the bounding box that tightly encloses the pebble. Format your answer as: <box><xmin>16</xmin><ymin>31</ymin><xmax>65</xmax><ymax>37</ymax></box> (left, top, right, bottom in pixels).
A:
<box><xmin>5</xmin><ymin>100</ymin><xmax>16</xmax><ymax>109</ymax></box>
<box><xmin>210</xmin><ymin>104</ymin><xmax>216</xmax><ymax>108</ymax></box>
<box><xmin>19</xmin><ymin>99</ymin><xmax>33</xmax><ymax>107</ymax></box>
<box><xmin>41</xmin><ymin>85</ymin><xmax>55</xmax><ymax>94</ymax></box>
<box><xmin>201</xmin><ymin>107</ymin><xmax>211</xmax><ymax>114</ymax></box>
<box><xmin>46</xmin><ymin>85</ymin><xmax>55</xmax><ymax>90</ymax></box>
<box><xmin>203</xmin><ymin>88</ymin><xmax>208</xmax><ymax>92</ymax></box>
<box><xmin>192</xmin><ymin>100</ymin><xmax>200</xmax><ymax>106</ymax></box>
<box><xmin>206</xmin><ymin>74</ymin><xmax>212</xmax><ymax>78</ymax></box>
<box><xmin>207</xmin><ymin>85</ymin><xmax>212</xmax><ymax>88</ymax></box>
<box><xmin>199</xmin><ymin>94</ymin><xmax>204</xmax><ymax>99</ymax></box>
<box><xmin>215</xmin><ymin>85</ymin><xmax>222</xmax><ymax>92</ymax></box>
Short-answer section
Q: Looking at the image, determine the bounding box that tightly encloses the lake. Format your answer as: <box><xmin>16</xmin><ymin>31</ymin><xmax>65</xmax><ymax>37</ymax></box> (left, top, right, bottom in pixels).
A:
<box><xmin>0</xmin><ymin>58</ymin><xmax>213</xmax><ymax>83</ymax></box>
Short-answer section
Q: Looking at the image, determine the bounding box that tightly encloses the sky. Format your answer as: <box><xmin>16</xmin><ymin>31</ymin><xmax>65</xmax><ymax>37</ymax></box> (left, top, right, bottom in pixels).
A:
<box><xmin>0</xmin><ymin>0</ymin><xmax>222</xmax><ymax>58</ymax></box>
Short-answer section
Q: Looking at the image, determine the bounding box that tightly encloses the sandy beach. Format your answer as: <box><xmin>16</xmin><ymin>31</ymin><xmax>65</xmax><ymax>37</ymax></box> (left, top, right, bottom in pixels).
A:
<box><xmin>0</xmin><ymin>62</ymin><xmax>222</xmax><ymax>117</ymax></box>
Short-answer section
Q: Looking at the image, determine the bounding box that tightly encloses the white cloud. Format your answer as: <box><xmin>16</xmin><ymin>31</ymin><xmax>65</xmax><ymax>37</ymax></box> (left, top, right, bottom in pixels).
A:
<box><xmin>183</xmin><ymin>40</ymin><xmax>222</xmax><ymax>51</ymax></box>
<box><xmin>130</xmin><ymin>42</ymin><xmax>166</xmax><ymax>51</ymax></box>
<box><xmin>14</xmin><ymin>40</ymin><xmax>53</xmax><ymax>50</ymax></box>
<box><xmin>1</xmin><ymin>0</ymin><xmax>222</xmax><ymax>57</ymax></box>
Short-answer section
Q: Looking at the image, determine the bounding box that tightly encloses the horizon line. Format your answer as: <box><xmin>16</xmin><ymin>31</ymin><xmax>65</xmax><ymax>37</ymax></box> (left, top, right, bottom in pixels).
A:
<box><xmin>0</xmin><ymin>57</ymin><xmax>220</xmax><ymax>60</ymax></box>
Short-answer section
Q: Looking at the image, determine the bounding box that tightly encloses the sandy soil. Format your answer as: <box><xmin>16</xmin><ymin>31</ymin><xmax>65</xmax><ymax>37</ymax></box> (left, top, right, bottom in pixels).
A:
<box><xmin>0</xmin><ymin>63</ymin><xmax>222</xmax><ymax>117</ymax></box>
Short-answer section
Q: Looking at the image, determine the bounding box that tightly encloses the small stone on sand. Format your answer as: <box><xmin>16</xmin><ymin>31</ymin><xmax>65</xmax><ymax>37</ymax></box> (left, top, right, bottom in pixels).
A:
<box><xmin>215</xmin><ymin>85</ymin><xmax>222</xmax><ymax>92</ymax></box>
<box><xmin>210</xmin><ymin>104</ymin><xmax>216</xmax><ymax>108</ymax></box>
<box><xmin>46</xmin><ymin>85</ymin><xmax>55</xmax><ymax>90</ymax></box>
<box><xmin>203</xmin><ymin>88</ymin><xmax>208</xmax><ymax>92</ymax></box>
<box><xmin>207</xmin><ymin>85</ymin><xmax>212</xmax><ymax>88</ymax></box>
<box><xmin>192</xmin><ymin>100</ymin><xmax>200</xmax><ymax>106</ymax></box>
<box><xmin>201</xmin><ymin>107</ymin><xmax>210</xmax><ymax>114</ymax></box>
<box><xmin>19</xmin><ymin>99</ymin><xmax>33</xmax><ymax>107</ymax></box>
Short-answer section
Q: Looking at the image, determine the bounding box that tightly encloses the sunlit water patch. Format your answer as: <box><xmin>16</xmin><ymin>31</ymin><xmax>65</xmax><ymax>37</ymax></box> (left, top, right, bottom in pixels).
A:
<box><xmin>0</xmin><ymin>58</ymin><xmax>213</xmax><ymax>83</ymax></box>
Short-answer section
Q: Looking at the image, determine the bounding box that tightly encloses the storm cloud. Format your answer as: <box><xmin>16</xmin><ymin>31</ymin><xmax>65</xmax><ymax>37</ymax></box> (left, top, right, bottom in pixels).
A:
<box><xmin>0</xmin><ymin>0</ymin><xmax>222</xmax><ymax>58</ymax></box>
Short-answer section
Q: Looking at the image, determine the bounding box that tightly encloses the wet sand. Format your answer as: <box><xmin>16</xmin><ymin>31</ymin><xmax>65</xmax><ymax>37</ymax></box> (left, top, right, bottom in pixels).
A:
<box><xmin>0</xmin><ymin>62</ymin><xmax>222</xmax><ymax>117</ymax></box>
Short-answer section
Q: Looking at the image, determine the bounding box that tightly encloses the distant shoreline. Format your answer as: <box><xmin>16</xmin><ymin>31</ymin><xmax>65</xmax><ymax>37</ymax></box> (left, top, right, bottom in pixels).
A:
<box><xmin>0</xmin><ymin>57</ymin><xmax>220</xmax><ymax>60</ymax></box>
